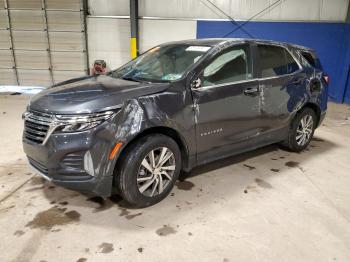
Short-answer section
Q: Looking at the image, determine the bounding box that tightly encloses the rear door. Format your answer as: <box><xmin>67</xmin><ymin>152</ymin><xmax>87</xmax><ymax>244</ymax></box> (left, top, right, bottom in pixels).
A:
<box><xmin>255</xmin><ymin>44</ymin><xmax>303</xmax><ymax>138</ymax></box>
<box><xmin>191</xmin><ymin>44</ymin><xmax>262</xmax><ymax>164</ymax></box>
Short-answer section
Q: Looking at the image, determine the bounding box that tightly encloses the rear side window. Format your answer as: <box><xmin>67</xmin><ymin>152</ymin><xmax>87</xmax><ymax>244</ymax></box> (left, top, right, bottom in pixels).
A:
<box><xmin>301</xmin><ymin>52</ymin><xmax>316</xmax><ymax>67</ymax></box>
<box><xmin>257</xmin><ymin>45</ymin><xmax>299</xmax><ymax>78</ymax></box>
<box><xmin>301</xmin><ymin>51</ymin><xmax>322</xmax><ymax>69</ymax></box>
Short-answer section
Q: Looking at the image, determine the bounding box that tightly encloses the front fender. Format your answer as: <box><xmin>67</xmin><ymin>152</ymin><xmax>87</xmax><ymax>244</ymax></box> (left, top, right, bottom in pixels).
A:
<box><xmin>103</xmin><ymin>90</ymin><xmax>196</xmax><ymax>179</ymax></box>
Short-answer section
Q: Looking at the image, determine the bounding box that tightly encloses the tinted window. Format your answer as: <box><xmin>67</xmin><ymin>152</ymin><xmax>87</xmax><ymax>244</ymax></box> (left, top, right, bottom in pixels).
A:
<box><xmin>203</xmin><ymin>45</ymin><xmax>252</xmax><ymax>87</ymax></box>
<box><xmin>257</xmin><ymin>45</ymin><xmax>299</xmax><ymax>78</ymax></box>
<box><xmin>285</xmin><ymin>51</ymin><xmax>299</xmax><ymax>74</ymax></box>
<box><xmin>301</xmin><ymin>51</ymin><xmax>322</xmax><ymax>69</ymax></box>
<box><xmin>301</xmin><ymin>52</ymin><xmax>316</xmax><ymax>67</ymax></box>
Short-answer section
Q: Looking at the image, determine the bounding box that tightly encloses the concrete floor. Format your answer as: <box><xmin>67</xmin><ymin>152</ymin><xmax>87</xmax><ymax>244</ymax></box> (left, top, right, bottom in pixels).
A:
<box><xmin>1</xmin><ymin>95</ymin><xmax>350</xmax><ymax>262</ymax></box>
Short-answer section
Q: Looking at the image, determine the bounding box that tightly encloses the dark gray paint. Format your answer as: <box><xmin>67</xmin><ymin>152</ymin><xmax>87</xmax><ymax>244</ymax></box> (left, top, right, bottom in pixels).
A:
<box><xmin>23</xmin><ymin>38</ymin><xmax>328</xmax><ymax>196</ymax></box>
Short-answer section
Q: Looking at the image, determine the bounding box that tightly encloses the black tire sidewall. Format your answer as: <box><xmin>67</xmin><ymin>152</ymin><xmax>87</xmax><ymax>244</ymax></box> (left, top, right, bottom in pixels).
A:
<box><xmin>117</xmin><ymin>134</ymin><xmax>181</xmax><ymax>207</ymax></box>
<box><xmin>288</xmin><ymin>108</ymin><xmax>317</xmax><ymax>152</ymax></box>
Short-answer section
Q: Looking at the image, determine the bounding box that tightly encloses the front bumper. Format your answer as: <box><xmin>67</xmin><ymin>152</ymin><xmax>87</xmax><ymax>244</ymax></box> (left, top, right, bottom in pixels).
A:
<box><xmin>23</xmin><ymin>121</ymin><xmax>117</xmax><ymax>196</ymax></box>
<box><xmin>28</xmin><ymin>157</ymin><xmax>113</xmax><ymax>195</ymax></box>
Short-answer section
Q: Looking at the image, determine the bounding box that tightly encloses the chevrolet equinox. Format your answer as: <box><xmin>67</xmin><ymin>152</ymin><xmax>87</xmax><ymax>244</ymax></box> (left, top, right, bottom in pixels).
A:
<box><xmin>23</xmin><ymin>39</ymin><xmax>328</xmax><ymax>207</ymax></box>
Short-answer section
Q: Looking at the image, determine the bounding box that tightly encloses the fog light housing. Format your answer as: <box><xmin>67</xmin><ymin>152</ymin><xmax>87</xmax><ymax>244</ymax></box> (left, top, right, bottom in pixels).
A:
<box><xmin>84</xmin><ymin>151</ymin><xmax>94</xmax><ymax>176</ymax></box>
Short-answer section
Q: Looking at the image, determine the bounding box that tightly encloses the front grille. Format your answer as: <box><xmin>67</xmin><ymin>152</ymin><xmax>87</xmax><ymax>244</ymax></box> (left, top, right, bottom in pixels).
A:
<box><xmin>24</xmin><ymin>110</ymin><xmax>53</xmax><ymax>144</ymax></box>
<box><xmin>28</xmin><ymin>157</ymin><xmax>49</xmax><ymax>175</ymax></box>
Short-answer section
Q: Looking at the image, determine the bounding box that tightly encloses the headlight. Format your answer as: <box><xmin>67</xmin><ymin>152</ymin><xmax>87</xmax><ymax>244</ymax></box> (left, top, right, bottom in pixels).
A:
<box><xmin>54</xmin><ymin>110</ymin><xmax>117</xmax><ymax>133</ymax></box>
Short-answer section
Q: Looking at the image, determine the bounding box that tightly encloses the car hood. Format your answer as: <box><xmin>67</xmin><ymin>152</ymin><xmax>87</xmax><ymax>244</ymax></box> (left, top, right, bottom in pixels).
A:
<box><xmin>28</xmin><ymin>75</ymin><xmax>170</xmax><ymax>114</ymax></box>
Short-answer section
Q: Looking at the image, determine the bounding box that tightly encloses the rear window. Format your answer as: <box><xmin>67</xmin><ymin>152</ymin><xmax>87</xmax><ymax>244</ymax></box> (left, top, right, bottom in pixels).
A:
<box><xmin>257</xmin><ymin>45</ymin><xmax>299</xmax><ymax>78</ymax></box>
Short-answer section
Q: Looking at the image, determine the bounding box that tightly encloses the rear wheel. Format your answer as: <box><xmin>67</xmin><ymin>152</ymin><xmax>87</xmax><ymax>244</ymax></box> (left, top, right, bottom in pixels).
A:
<box><xmin>282</xmin><ymin>107</ymin><xmax>317</xmax><ymax>152</ymax></box>
<box><xmin>116</xmin><ymin>134</ymin><xmax>181</xmax><ymax>207</ymax></box>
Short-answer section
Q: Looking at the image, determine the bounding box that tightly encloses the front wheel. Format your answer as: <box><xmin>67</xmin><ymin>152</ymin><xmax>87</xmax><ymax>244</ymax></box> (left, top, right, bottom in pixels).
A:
<box><xmin>115</xmin><ymin>134</ymin><xmax>181</xmax><ymax>208</ymax></box>
<box><xmin>282</xmin><ymin>107</ymin><xmax>317</xmax><ymax>152</ymax></box>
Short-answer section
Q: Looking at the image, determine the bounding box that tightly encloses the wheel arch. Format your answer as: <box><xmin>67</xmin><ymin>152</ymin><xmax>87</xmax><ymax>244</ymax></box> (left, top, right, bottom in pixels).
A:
<box><xmin>300</xmin><ymin>102</ymin><xmax>321</xmax><ymax>126</ymax></box>
<box><xmin>113</xmin><ymin>126</ymin><xmax>190</xmax><ymax>179</ymax></box>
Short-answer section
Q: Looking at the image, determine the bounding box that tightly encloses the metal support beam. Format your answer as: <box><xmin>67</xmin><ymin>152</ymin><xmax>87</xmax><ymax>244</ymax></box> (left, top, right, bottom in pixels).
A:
<box><xmin>41</xmin><ymin>0</ymin><xmax>54</xmax><ymax>85</ymax></box>
<box><xmin>4</xmin><ymin>0</ymin><xmax>19</xmax><ymax>85</ymax></box>
<box><xmin>130</xmin><ymin>0</ymin><xmax>139</xmax><ymax>59</ymax></box>
<box><xmin>82</xmin><ymin>0</ymin><xmax>90</xmax><ymax>75</ymax></box>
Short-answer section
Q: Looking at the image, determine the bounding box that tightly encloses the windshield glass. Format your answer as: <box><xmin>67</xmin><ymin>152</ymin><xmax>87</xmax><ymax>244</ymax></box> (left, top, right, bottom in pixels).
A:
<box><xmin>110</xmin><ymin>44</ymin><xmax>211</xmax><ymax>82</ymax></box>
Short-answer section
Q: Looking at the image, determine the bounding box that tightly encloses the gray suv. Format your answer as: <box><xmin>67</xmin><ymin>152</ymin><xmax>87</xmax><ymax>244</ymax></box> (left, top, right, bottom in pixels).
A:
<box><xmin>23</xmin><ymin>39</ymin><xmax>328</xmax><ymax>207</ymax></box>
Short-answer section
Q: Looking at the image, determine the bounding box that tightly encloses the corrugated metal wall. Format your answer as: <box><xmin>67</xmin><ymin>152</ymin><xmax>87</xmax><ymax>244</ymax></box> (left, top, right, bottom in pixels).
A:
<box><xmin>0</xmin><ymin>0</ymin><xmax>88</xmax><ymax>86</ymax></box>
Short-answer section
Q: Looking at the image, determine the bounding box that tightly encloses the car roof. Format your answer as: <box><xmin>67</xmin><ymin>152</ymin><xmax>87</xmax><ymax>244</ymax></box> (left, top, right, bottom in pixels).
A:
<box><xmin>161</xmin><ymin>38</ymin><xmax>314</xmax><ymax>52</ymax></box>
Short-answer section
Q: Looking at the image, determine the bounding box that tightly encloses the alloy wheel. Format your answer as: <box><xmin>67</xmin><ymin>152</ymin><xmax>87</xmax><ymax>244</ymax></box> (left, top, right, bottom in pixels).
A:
<box><xmin>137</xmin><ymin>147</ymin><xmax>176</xmax><ymax>197</ymax></box>
<box><xmin>296</xmin><ymin>114</ymin><xmax>314</xmax><ymax>146</ymax></box>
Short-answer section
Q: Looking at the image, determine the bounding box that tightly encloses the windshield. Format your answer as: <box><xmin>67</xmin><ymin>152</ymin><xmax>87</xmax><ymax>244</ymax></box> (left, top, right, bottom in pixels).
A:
<box><xmin>110</xmin><ymin>44</ymin><xmax>211</xmax><ymax>82</ymax></box>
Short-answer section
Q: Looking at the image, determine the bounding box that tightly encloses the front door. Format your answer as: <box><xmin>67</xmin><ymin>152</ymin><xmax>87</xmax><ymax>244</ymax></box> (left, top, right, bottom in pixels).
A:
<box><xmin>191</xmin><ymin>44</ymin><xmax>262</xmax><ymax>165</ymax></box>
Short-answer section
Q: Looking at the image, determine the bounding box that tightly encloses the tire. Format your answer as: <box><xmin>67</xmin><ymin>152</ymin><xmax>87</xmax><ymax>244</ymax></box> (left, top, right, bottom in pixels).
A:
<box><xmin>282</xmin><ymin>107</ymin><xmax>317</xmax><ymax>152</ymax></box>
<box><xmin>115</xmin><ymin>134</ymin><xmax>182</xmax><ymax>208</ymax></box>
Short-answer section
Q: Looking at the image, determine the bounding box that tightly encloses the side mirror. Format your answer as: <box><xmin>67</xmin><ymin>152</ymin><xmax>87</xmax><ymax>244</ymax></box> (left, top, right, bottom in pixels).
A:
<box><xmin>191</xmin><ymin>78</ymin><xmax>202</xmax><ymax>89</ymax></box>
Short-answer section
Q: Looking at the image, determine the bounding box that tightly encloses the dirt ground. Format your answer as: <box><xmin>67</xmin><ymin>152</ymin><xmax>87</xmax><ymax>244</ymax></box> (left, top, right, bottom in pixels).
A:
<box><xmin>1</xmin><ymin>95</ymin><xmax>350</xmax><ymax>262</ymax></box>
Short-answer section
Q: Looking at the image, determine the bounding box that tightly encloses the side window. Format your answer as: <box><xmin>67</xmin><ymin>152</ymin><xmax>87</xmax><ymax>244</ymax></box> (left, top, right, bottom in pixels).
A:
<box><xmin>257</xmin><ymin>45</ymin><xmax>299</xmax><ymax>78</ymax></box>
<box><xmin>285</xmin><ymin>51</ymin><xmax>299</xmax><ymax>74</ymax></box>
<box><xmin>202</xmin><ymin>45</ymin><xmax>252</xmax><ymax>87</ymax></box>
<box><xmin>301</xmin><ymin>52</ymin><xmax>317</xmax><ymax>68</ymax></box>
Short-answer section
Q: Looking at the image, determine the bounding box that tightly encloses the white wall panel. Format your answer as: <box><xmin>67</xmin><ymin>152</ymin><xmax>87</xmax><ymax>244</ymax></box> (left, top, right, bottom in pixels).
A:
<box><xmin>0</xmin><ymin>30</ymin><xmax>10</xmax><ymax>49</ymax></box>
<box><xmin>87</xmin><ymin>17</ymin><xmax>130</xmax><ymax>69</ymax></box>
<box><xmin>17</xmin><ymin>69</ymin><xmax>52</xmax><ymax>86</ymax></box>
<box><xmin>53</xmin><ymin>70</ymin><xmax>85</xmax><ymax>83</ymax></box>
<box><xmin>140</xmin><ymin>0</ymin><xmax>350</xmax><ymax>21</ymax></box>
<box><xmin>0</xmin><ymin>49</ymin><xmax>14</xmax><ymax>67</ymax></box>
<box><xmin>51</xmin><ymin>51</ymin><xmax>86</xmax><ymax>70</ymax></box>
<box><xmin>10</xmin><ymin>10</ymin><xmax>45</xmax><ymax>30</ymax></box>
<box><xmin>12</xmin><ymin>31</ymin><xmax>47</xmax><ymax>50</ymax></box>
<box><xmin>46</xmin><ymin>0</ymin><xmax>81</xmax><ymax>10</ymax></box>
<box><xmin>88</xmin><ymin>0</ymin><xmax>350</xmax><ymax>22</ymax></box>
<box><xmin>139</xmin><ymin>19</ymin><xmax>197</xmax><ymax>53</ymax></box>
<box><xmin>88</xmin><ymin>0</ymin><xmax>129</xmax><ymax>16</ymax></box>
<box><xmin>47</xmin><ymin>11</ymin><xmax>83</xmax><ymax>31</ymax></box>
<box><xmin>279</xmin><ymin>0</ymin><xmax>321</xmax><ymax>21</ymax></box>
<box><xmin>15</xmin><ymin>50</ymin><xmax>49</xmax><ymax>69</ymax></box>
<box><xmin>138</xmin><ymin>0</ymin><xmax>224</xmax><ymax>19</ymax></box>
<box><xmin>321</xmin><ymin>0</ymin><xmax>349</xmax><ymax>21</ymax></box>
<box><xmin>0</xmin><ymin>10</ymin><xmax>7</xmax><ymax>28</ymax></box>
<box><xmin>0</xmin><ymin>69</ymin><xmax>17</xmax><ymax>85</ymax></box>
<box><xmin>0</xmin><ymin>1</ymin><xmax>87</xmax><ymax>86</ymax></box>
<box><xmin>87</xmin><ymin>17</ymin><xmax>197</xmax><ymax>70</ymax></box>
<box><xmin>49</xmin><ymin>32</ymin><xmax>85</xmax><ymax>51</ymax></box>
<box><xmin>8</xmin><ymin>0</ymin><xmax>41</xmax><ymax>9</ymax></box>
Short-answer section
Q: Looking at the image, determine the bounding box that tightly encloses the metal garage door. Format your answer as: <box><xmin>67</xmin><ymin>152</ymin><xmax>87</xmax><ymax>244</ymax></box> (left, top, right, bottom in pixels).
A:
<box><xmin>0</xmin><ymin>0</ymin><xmax>88</xmax><ymax>86</ymax></box>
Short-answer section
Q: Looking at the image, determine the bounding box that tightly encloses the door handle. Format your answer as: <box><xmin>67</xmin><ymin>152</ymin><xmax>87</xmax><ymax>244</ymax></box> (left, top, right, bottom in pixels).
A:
<box><xmin>244</xmin><ymin>86</ymin><xmax>259</xmax><ymax>95</ymax></box>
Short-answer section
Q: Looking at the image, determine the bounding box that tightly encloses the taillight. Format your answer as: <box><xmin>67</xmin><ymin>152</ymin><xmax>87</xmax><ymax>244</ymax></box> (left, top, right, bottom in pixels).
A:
<box><xmin>323</xmin><ymin>75</ymin><xmax>330</xmax><ymax>85</ymax></box>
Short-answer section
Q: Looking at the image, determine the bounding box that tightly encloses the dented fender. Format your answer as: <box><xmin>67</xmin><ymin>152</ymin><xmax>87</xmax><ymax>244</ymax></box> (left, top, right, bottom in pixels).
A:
<box><xmin>104</xmin><ymin>83</ymin><xmax>197</xmax><ymax>179</ymax></box>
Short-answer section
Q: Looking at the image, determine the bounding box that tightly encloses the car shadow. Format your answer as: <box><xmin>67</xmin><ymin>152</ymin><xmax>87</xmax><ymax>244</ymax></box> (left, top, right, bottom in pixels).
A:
<box><xmin>182</xmin><ymin>136</ymin><xmax>332</xmax><ymax>180</ymax></box>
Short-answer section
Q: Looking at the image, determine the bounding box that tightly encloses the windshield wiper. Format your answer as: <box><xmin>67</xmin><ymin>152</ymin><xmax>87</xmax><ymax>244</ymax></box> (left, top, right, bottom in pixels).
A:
<box><xmin>121</xmin><ymin>76</ymin><xmax>141</xmax><ymax>82</ymax></box>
